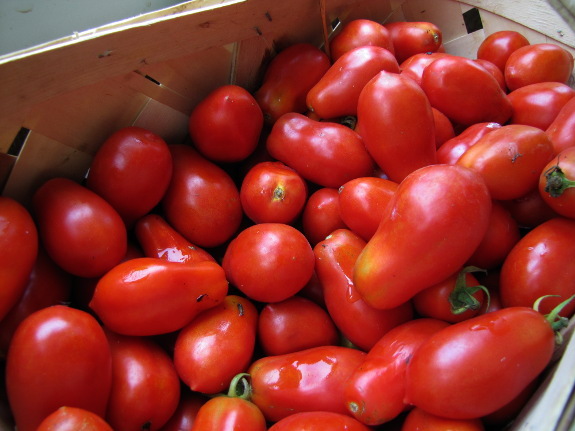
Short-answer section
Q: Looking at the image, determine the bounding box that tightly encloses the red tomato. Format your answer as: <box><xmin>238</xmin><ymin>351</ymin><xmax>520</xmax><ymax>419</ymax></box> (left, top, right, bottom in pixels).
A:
<box><xmin>0</xmin><ymin>248</ymin><xmax>72</xmax><ymax>354</ymax></box>
<box><xmin>222</xmin><ymin>223</ymin><xmax>315</xmax><ymax>303</ymax></box>
<box><xmin>482</xmin><ymin>379</ymin><xmax>539</xmax><ymax>428</ymax></box>
<box><xmin>189</xmin><ymin>84</ymin><xmax>263</xmax><ymax>162</ymax></box>
<box><xmin>401</xmin><ymin>407</ymin><xmax>486</xmax><ymax>431</ymax></box>
<box><xmin>36</xmin><ymin>407</ymin><xmax>112</xmax><ymax>431</ymax></box>
<box><xmin>357</xmin><ymin>70</ymin><xmax>436</xmax><ymax>183</ymax></box>
<box><xmin>302</xmin><ymin>187</ymin><xmax>347</xmax><ymax>245</ymax></box>
<box><xmin>254</xmin><ymin>43</ymin><xmax>330</xmax><ymax>124</ymax></box>
<box><xmin>258</xmin><ymin>296</ymin><xmax>339</xmax><ymax>355</ymax></box>
<box><xmin>501</xmin><ymin>187</ymin><xmax>559</xmax><ymax>229</ymax></box>
<box><xmin>476</xmin><ymin>30</ymin><xmax>530</xmax><ymax>73</ymax></box>
<box><xmin>268</xmin><ymin>411</ymin><xmax>372</xmax><ymax>431</ymax></box>
<box><xmin>353</xmin><ymin>164</ymin><xmax>491</xmax><ymax>310</ymax></box>
<box><xmin>546</xmin><ymin>96</ymin><xmax>575</xmax><ymax>154</ymax></box>
<box><xmin>329</xmin><ymin>19</ymin><xmax>395</xmax><ymax>61</ymax></box>
<box><xmin>436</xmin><ymin>122</ymin><xmax>502</xmax><ymax>165</ymax></box>
<box><xmin>314</xmin><ymin>229</ymin><xmax>413</xmax><ymax>351</ymax></box>
<box><xmin>174</xmin><ymin>295</ymin><xmax>258</xmax><ymax>394</ymax></box>
<box><xmin>399</xmin><ymin>52</ymin><xmax>450</xmax><ymax>86</ymax></box>
<box><xmin>421</xmin><ymin>55</ymin><xmax>512</xmax><ymax>126</ymax></box>
<box><xmin>432</xmin><ymin>106</ymin><xmax>456</xmax><ymax>148</ymax></box>
<box><xmin>306</xmin><ymin>46</ymin><xmax>399</xmax><ymax>119</ymax></box>
<box><xmin>266</xmin><ymin>113</ymin><xmax>375</xmax><ymax>188</ymax></box>
<box><xmin>105</xmin><ymin>331</ymin><xmax>180</xmax><ymax>431</ymax></box>
<box><xmin>539</xmin><ymin>147</ymin><xmax>575</xmax><ymax>218</ymax></box>
<box><xmin>248</xmin><ymin>345</ymin><xmax>366</xmax><ymax>422</ymax></box>
<box><xmin>505</xmin><ymin>43</ymin><xmax>574</xmax><ymax>91</ymax></box>
<box><xmin>508</xmin><ymin>82</ymin><xmax>575</xmax><ymax>130</ymax></box>
<box><xmin>474</xmin><ymin>58</ymin><xmax>507</xmax><ymax>91</ymax></box>
<box><xmin>86</xmin><ymin>126</ymin><xmax>173</xmax><ymax>227</ymax></box>
<box><xmin>162</xmin><ymin>144</ymin><xmax>243</xmax><ymax>248</ymax></box>
<box><xmin>134</xmin><ymin>213</ymin><xmax>215</xmax><ymax>264</ymax></box>
<box><xmin>191</xmin><ymin>394</ymin><xmax>267</xmax><ymax>431</ymax></box>
<box><xmin>33</xmin><ymin>177</ymin><xmax>127</xmax><ymax>278</ymax></box>
<box><xmin>89</xmin><ymin>258</ymin><xmax>228</xmax><ymax>335</ymax></box>
<box><xmin>6</xmin><ymin>305</ymin><xmax>112</xmax><ymax>431</ymax></box>
<box><xmin>0</xmin><ymin>196</ymin><xmax>38</xmax><ymax>322</ymax></box>
<box><xmin>344</xmin><ymin>318</ymin><xmax>450</xmax><ymax>426</ymax></box>
<box><xmin>158</xmin><ymin>391</ymin><xmax>206</xmax><ymax>431</ymax></box>
<box><xmin>338</xmin><ymin>176</ymin><xmax>397</xmax><ymax>241</ymax></box>
<box><xmin>385</xmin><ymin>21</ymin><xmax>443</xmax><ymax>64</ymax></box>
<box><xmin>466</xmin><ymin>200</ymin><xmax>521</xmax><ymax>269</ymax></box>
<box><xmin>240</xmin><ymin>161</ymin><xmax>308</xmax><ymax>224</ymax></box>
<box><xmin>456</xmin><ymin>124</ymin><xmax>555</xmax><ymax>200</ymax></box>
<box><xmin>404</xmin><ymin>306</ymin><xmax>557</xmax><ymax>419</ymax></box>
<box><xmin>499</xmin><ymin>217</ymin><xmax>575</xmax><ymax>317</ymax></box>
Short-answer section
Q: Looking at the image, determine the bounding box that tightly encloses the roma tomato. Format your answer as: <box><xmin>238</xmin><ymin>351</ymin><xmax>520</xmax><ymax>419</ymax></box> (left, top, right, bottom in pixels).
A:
<box><xmin>508</xmin><ymin>82</ymin><xmax>575</xmax><ymax>130</ymax></box>
<box><xmin>189</xmin><ymin>84</ymin><xmax>263</xmax><ymax>163</ymax></box>
<box><xmin>385</xmin><ymin>21</ymin><xmax>443</xmax><ymax>63</ymax></box>
<box><xmin>105</xmin><ymin>331</ymin><xmax>181</xmax><ymax>431</ymax></box>
<box><xmin>86</xmin><ymin>126</ymin><xmax>173</xmax><ymax>227</ymax></box>
<box><xmin>357</xmin><ymin>70</ymin><xmax>436</xmax><ymax>183</ymax></box>
<box><xmin>474</xmin><ymin>58</ymin><xmax>507</xmax><ymax>91</ymax></box>
<box><xmin>505</xmin><ymin>43</ymin><xmax>574</xmax><ymax>91</ymax></box>
<box><xmin>222</xmin><ymin>223</ymin><xmax>315</xmax><ymax>303</ymax></box>
<box><xmin>329</xmin><ymin>18</ymin><xmax>395</xmax><ymax>61</ymax></box>
<box><xmin>306</xmin><ymin>45</ymin><xmax>399</xmax><ymax>119</ymax></box>
<box><xmin>37</xmin><ymin>407</ymin><xmax>112</xmax><ymax>431</ymax></box>
<box><xmin>90</xmin><ymin>258</ymin><xmax>228</xmax><ymax>336</ymax></box>
<box><xmin>546</xmin><ymin>96</ymin><xmax>575</xmax><ymax>154</ymax></box>
<box><xmin>174</xmin><ymin>295</ymin><xmax>258</xmax><ymax>394</ymax></box>
<box><xmin>32</xmin><ymin>177</ymin><xmax>127</xmax><ymax>278</ymax></box>
<box><xmin>539</xmin><ymin>147</ymin><xmax>575</xmax><ymax>218</ymax></box>
<box><xmin>6</xmin><ymin>305</ymin><xmax>112</xmax><ymax>431</ymax></box>
<box><xmin>421</xmin><ymin>55</ymin><xmax>512</xmax><ymax>126</ymax></box>
<box><xmin>257</xmin><ymin>296</ymin><xmax>339</xmax><ymax>356</ymax></box>
<box><xmin>338</xmin><ymin>176</ymin><xmax>398</xmax><ymax>241</ymax></box>
<box><xmin>248</xmin><ymin>345</ymin><xmax>366</xmax><ymax>422</ymax></box>
<box><xmin>266</xmin><ymin>113</ymin><xmax>375</xmax><ymax>188</ymax></box>
<box><xmin>240</xmin><ymin>161</ymin><xmax>308</xmax><ymax>224</ymax></box>
<box><xmin>401</xmin><ymin>407</ymin><xmax>485</xmax><ymax>431</ymax></box>
<box><xmin>399</xmin><ymin>52</ymin><xmax>450</xmax><ymax>86</ymax></box>
<box><xmin>432</xmin><ymin>107</ymin><xmax>455</xmax><ymax>148</ymax></box>
<box><xmin>268</xmin><ymin>411</ymin><xmax>372</xmax><ymax>431</ymax></box>
<box><xmin>353</xmin><ymin>164</ymin><xmax>491</xmax><ymax>310</ymax></box>
<box><xmin>404</xmin><ymin>306</ymin><xmax>558</xmax><ymax>419</ymax></box>
<box><xmin>162</xmin><ymin>144</ymin><xmax>242</xmax><ymax>248</ymax></box>
<box><xmin>476</xmin><ymin>30</ymin><xmax>530</xmax><ymax>73</ymax></box>
<box><xmin>134</xmin><ymin>213</ymin><xmax>215</xmax><ymax>264</ymax></box>
<box><xmin>302</xmin><ymin>187</ymin><xmax>347</xmax><ymax>246</ymax></box>
<box><xmin>254</xmin><ymin>43</ymin><xmax>330</xmax><ymax>124</ymax></box>
<box><xmin>344</xmin><ymin>318</ymin><xmax>450</xmax><ymax>426</ymax></box>
<box><xmin>436</xmin><ymin>122</ymin><xmax>502</xmax><ymax>165</ymax></box>
<box><xmin>314</xmin><ymin>229</ymin><xmax>413</xmax><ymax>351</ymax></box>
<box><xmin>0</xmin><ymin>196</ymin><xmax>38</xmax><ymax>322</ymax></box>
<box><xmin>457</xmin><ymin>124</ymin><xmax>555</xmax><ymax>200</ymax></box>
<box><xmin>499</xmin><ymin>217</ymin><xmax>575</xmax><ymax>317</ymax></box>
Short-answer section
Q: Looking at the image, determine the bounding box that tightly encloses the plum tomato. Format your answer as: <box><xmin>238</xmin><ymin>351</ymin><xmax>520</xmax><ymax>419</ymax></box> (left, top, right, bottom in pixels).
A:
<box><xmin>302</xmin><ymin>187</ymin><xmax>347</xmax><ymax>246</ymax></box>
<box><xmin>476</xmin><ymin>30</ymin><xmax>530</xmax><ymax>73</ymax></box>
<box><xmin>329</xmin><ymin>18</ymin><xmax>395</xmax><ymax>61</ymax></box>
<box><xmin>268</xmin><ymin>411</ymin><xmax>372</xmax><ymax>431</ymax></box>
<box><xmin>547</xmin><ymin>96</ymin><xmax>575</xmax><ymax>154</ymax></box>
<box><xmin>402</xmin><ymin>407</ymin><xmax>486</xmax><ymax>431</ymax></box>
<box><xmin>436</xmin><ymin>122</ymin><xmax>502</xmax><ymax>165</ymax></box>
<box><xmin>385</xmin><ymin>21</ymin><xmax>443</xmax><ymax>64</ymax></box>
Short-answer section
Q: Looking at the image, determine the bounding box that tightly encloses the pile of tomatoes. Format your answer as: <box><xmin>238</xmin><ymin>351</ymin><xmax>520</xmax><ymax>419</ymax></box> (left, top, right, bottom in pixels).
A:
<box><xmin>2</xmin><ymin>16</ymin><xmax>575</xmax><ymax>431</ymax></box>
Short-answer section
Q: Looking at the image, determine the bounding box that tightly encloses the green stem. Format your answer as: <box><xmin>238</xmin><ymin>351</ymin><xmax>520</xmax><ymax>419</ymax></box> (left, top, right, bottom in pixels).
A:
<box><xmin>449</xmin><ymin>266</ymin><xmax>490</xmax><ymax>315</ymax></box>
<box><xmin>227</xmin><ymin>373</ymin><xmax>252</xmax><ymax>400</ymax></box>
<box><xmin>534</xmin><ymin>295</ymin><xmax>575</xmax><ymax>340</ymax></box>
<box><xmin>544</xmin><ymin>165</ymin><xmax>575</xmax><ymax>198</ymax></box>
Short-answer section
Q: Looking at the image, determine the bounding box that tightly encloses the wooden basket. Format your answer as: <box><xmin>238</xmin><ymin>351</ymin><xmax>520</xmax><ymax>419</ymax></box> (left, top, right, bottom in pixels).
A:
<box><xmin>1</xmin><ymin>0</ymin><xmax>574</xmax><ymax>429</ymax></box>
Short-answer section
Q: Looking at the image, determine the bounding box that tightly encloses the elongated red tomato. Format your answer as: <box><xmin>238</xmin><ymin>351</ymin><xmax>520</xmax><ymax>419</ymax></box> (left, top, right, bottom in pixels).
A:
<box><xmin>268</xmin><ymin>411</ymin><xmax>372</xmax><ymax>431</ymax></box>
<box><xmin>249</xmin><ymin>345</ymin><xmax>366</xmax><ymax>422</ymax></box>
<box><xmin>432</xmin><ymin>107</ymin><xmax>456</xmax><ymax>148</ymax></box>
<box><xmin>33</xmin><ymin>177</ymin><xmax>127</xmax><ymax>278</ymax></box>
<box><xmin>37</xmin><ymin>407</ymin><xmax>112</xmax><ymax>431</ymax></box>
<box><xmin>6</xmin><ymin>305</ymin><xmax>112</xmax><ymax>431</ymax></box>
<box><xmin>539</xmin><ymin>147</ymin><xmax>575</xmax><ymax>218</ymax></box>
<box><xmin>404</xmin><ymin>307</ymin><xmax>557</xmax><ymax>419</ymax></box>
<box><xmin>399</xmin><ymin>52</ymin><xmax>450</xmax><ymax>86</ymax></box>
<box><xmin>476</xmin><ymin>30</ymin><xmax>530</xmax><ymax>73</ymax></box>
<box><xmin>105</xmin><ymin>331</ymin><xmax>181</xmax><ymax>431</ymax></box>
<box><xmin>0</xmin><ymin>196</ymin><xmax>38</xmax><ymax>322</ymax></box>
<box><xmin>302</xmin><ymin>187</ymin><xmax>347</xmax><ymax>246</ymax></box>
<box><xmin>90</xmin><ymin>258</ymin><xmax>228</xmax><ymax>335</ymax></box>
<box><xmin>546</xmin><ymin>96</ymin><xmax>575</xmax><ymax>154</ymax></box>
<box><xmin>306</xmin><ymin>45</ymin><xmax>399</xmax><ymax>119</ymax></box>
<box><xmin>314</xmin><ymin>229</ymin><xmax>413</xmax><ymax>351</ymax></box>
<box><xmin>353</xmin><ymin>164</ymin><xmax>491</xmax><ymax>310</ymax></box>
<box><xmin>357</xmin><ymin>70</ymin><xmax>436</xmax><ymax>183</ymax></box>
<box><xmin>86</xmin><ymin>126</ymin><xmax>173</xmax><ymax>227</ymax></box>
<box><xmin>266</xmin><ymin>113</ymin><xmax>375</xmax><ymax>188</ymax></box>
<box><xmin>329</xmin><ymin>19</ymin><xmax>395</xmax><ymax>61</ymax></box>
<box><xmin>385</xmin><ymin>21</ymin><xmax>443</xmax><ymax>63</ymax></box>
<box><xmin>174</xmin><ymin>295</ymin><xmax>258</xmax><ymax>394</ymax></box>
<box><xmin>436</xmin><ymin>122</ymin><xmax>502</xmax><ymax>165</ymax></box>
<box><xmin>345</xmin><ymin>318</ymin><xmax>449</xmax><ymax>426</ymax></box>
<box><xmin>402</xmin><ymin>407</ymin><xmax>486</xmax><ymax>431</ymax></box>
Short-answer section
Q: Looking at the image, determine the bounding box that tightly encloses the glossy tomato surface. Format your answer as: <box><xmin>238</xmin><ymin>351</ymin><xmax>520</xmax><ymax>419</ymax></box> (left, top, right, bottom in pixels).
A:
<box><xmin>302</xmin><ymin>187</ymin><xmax>348</xmax><ymax>246</ymax></box>
<box><xmin>385</xmin><ymin>21</ymin><xmax>443</xmax><ymax>63</ymax></box>
<box><xmin>36</xmin><ymin>407</ymin><xmax>112</xmax><ymax>431</ymax></box>
<box><xmin>476</xmin><ymin>30</ymin><xmax>530</xmax><ymax>72</ymax></box>
<box><xmin>546</xmin><ymin>96</ymin><xmax>575</xmax><ymax>154</ymax></box>
<box><xmin>329</xmin><ymin>18</ymin><xmax>395</xmax><ymax>61</ymax></box>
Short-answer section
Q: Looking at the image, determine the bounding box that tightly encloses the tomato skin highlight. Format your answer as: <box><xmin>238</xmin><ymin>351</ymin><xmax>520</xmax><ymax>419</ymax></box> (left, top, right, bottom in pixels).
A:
<box><xmin>353</xmin><ymin>164</ymin><xmax>492</xmax><ymax>310</ymax></box>
<box><xmin>404</xmin><ymin>307</ymin><xmax>556</xmax><ymax>419</ymax></box>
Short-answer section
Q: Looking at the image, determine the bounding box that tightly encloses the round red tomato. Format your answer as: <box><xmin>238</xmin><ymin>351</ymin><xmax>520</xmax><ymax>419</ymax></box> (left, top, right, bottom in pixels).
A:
<box><xmin>476</xmin><ymin>30</ymin><xmax>530</xmax><ymax>72</ymax></box>
<box><xmin>36</xmin><ymin>407</ymin><xmax>112</xmax><ymax>431</ymax></box>
<box><xmin>539</xmin><ymin>146</ymin><xmax>575</xmax><ymax>218</ymax></box>
<box><xmin>222</xmin><ymin>223</ymin><xmax>315</xmax><ymax>303</ymax></box>
<box><xmin>302</xmin><ymin>187</ymin><xmax>347</xmax><ymax>246</ymax></box>
<box><xmin>385</xmin><ymin>21</ymin><xmax>442</xmax><ymax>63</ymax></box>
<box><xmin>86</xmin><ymin>126</ymin><xmax>173</xmax><ymax>227</ymax></box>
<box><xmin>329</xmin><ymin>19</ymin><xmax>395</xmax><ymax>61</ymax></box>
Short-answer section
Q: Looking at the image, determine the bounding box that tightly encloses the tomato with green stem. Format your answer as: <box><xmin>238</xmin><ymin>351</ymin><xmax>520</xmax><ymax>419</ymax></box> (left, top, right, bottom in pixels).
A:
<box><xmin>539</xmin><ymin>146</ymin><xmax>575</xmax><ymax>219</ymax></box>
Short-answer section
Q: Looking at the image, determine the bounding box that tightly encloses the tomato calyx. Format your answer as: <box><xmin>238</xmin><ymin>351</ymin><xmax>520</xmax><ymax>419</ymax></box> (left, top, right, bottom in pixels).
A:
<box><xmin>228</xmin><ymin>372</ymin><xmax>253</xmax><ymax>400</ymax></box>
<box><xmin>272</xmin><ymin>186</ymin><xmax>286</xmax><ymax>201</ymax></box>
<box><xmin>534</xmin><ymin>294</ymin><xmax>575</xmax><ymax>343</ymax></box>
<box><xmin>339</xmin><ymin>116</ymin><xmax>358</xmax><ymax>130</ymax></box>
<box><xmin>448</xmin><ymin>266</ymin><xmax>490</xmax><ymax>315</ymax></box>
<box><xmin>543</xmin><ymin>164</ymin><xmax>575</xmax><ymax>198</ymax></box>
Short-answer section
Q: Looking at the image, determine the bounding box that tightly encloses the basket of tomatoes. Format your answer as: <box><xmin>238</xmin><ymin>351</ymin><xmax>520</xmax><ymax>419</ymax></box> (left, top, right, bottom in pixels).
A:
<box><xmin>1</xmin><ymin>0</ymin><xmax>575</xmax><ymax>430</ymax></box>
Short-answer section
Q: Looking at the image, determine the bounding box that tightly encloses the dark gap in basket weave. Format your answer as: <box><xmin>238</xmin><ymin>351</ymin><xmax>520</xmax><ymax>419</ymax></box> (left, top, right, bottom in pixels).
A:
<box><xmin>463</xmin><ymin>7</ymin><xmax>483</xmax><ymax>34</ymax></box>
<box><xmin>7</xmin><ymin>127</ymin><xmax>29</xmax><ymax>157</ymax></box>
